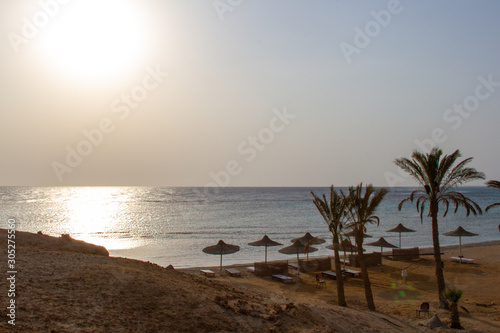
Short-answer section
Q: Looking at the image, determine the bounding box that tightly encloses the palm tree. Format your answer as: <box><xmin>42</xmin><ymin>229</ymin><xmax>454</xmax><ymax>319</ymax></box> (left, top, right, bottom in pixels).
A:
<box><xmin>343</xmin><ymin>183</ymin><xmax>388</xmax><ymax>311</ymax></box>
<box><xmin>485</xmin><ymin>180</ymin><xmax>500</xmax><ymax>212</ymax></box>
<box><xmin>394</xmin><ymin>147</ymin><xmax>485</xmax><ymax>308</ymax></box>
<box><xmin>311</xmin><ymin>186</ymin><xmax>349</xmax><ymax>307</ymax></box>
<box><xmin>444</xmin><ymin>288</ymin><xmax>463</xmax><ymax>329</ymax></box>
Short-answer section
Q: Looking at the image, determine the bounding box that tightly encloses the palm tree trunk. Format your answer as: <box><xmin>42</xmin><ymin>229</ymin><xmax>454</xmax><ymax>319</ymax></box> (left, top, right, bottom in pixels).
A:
<box><xmin>450</xmin><ymin>303</ymin><xmax>462</xmax><ymax>329</ymax></box>
<box><xmin>332</xmin><ymin>236</ymin><xmax>346</xmax><ymax>306</ymax></box>
<box><xmin>356</xmin><ymin>235</ymin><xmax>375</xmax><ymax>311</ymax></box>
<box><xmin>430</xmin><ymin>200</ymin><xmax>448</xmax><ymax>309</ymax></box>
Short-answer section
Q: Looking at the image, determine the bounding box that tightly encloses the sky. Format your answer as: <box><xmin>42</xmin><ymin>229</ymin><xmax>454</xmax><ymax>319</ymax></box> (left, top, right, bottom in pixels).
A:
<box><xmin>1</xmin><ymin>0</ymin><xmax>499</xmax><ymax>187</ymax></box>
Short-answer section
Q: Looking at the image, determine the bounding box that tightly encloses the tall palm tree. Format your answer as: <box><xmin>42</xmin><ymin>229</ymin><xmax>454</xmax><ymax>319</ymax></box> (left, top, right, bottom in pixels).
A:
<box><xmin>311</xmin><ymin>186</ymin><xmax>349</xmax><ymax>307</ymax></box>
<box><xmin>485</xmin><ymin>180</ymin><xmax>500</xmax><ymax>212</ymax></box>
<box><xmin>394</xmin><ymin>147</ymin><xmax>485</xmax><ymax>308</ymax></box>
<box><xmin>343</xmin><ymin>183</ymin><xmax>388</xmax><ymax>311</ymax></box>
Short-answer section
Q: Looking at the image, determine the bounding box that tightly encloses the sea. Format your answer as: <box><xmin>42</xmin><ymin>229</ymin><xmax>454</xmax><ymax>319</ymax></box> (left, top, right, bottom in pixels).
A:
<box><xmin>1</xmin><ymin>186</ymin><xmax>499</xmax><ymax>268</ymax></box>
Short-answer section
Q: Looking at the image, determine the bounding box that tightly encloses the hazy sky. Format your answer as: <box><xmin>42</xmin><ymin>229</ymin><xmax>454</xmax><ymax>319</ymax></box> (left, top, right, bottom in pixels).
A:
<box><xmin>1</xmin><ymin>0</ymin><xmax>499</xmax><ymax>187</ymax></box>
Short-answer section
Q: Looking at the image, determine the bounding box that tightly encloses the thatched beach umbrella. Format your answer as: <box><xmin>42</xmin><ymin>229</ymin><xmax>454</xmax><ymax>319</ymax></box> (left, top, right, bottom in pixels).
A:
<box><xmin>291</xmin><ymin>232</ymin><xmax>326</xmax><ymax>245</ymax></box>
<box><xmin>279</xmin><ymin>240</ymin><xmax>318</xmax><ymax>276</ymax></box>
<box><xmin>443</xmin><ymin>226</ymin><xmax>478</xmax><ymax>257</ymax></box>
<box><xmin>345</xmin><ymin>230</ymin><xmax>372</xmax><ymax>239</ymax></box>
<box><xmin>202</xmin><ymin>240</ymin><xmax>240</xmax><ymax>273</ymax></box>
<box><xmin>291</xmin><ymin>232</ymin><xmax>325</xmax><ymax>260</ymax></box>
<box><xmin>365</xmin><ymin>237</ymin><xmax>398</xmax><ymax>254</ymax></box>
<box><xmin>386</xmin><ymin>223</ymin><xmax>416</xmax><ymax>248</ymax></box>
<box><xmin>248</xmin><ymin>235</ymin><xmax>282</xmax><ymax>263</ymax></box>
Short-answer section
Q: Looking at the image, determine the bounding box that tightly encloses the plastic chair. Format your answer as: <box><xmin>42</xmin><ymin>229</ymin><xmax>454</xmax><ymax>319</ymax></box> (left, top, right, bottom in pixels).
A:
<box><xmin>315</xmin><ymin>274</ymin><xmax>326</xmax><ymax>288</ymax></box>
<box><xmin>416</xmin><ymin>302</ymin><xmax>430</xmax><ymax>318</ymax></box>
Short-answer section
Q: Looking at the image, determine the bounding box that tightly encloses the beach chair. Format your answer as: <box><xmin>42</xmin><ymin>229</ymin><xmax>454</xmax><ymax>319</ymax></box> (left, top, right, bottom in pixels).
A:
<box><xmin>416</xmin><ymin>302</ymin><xmax>430</xmax><ymax>318</ymax></box>
<box><xmin>225</xmin><ymin>268</ymin><xmax>242</xmax><ymax>277</ymax></box>
<box><xmin>321</xmin><ymin>271</ymin><xmax>344</xmax><ymax>280</ymax></box>
<box><xmin>342</xmin><ymin>268</ymin><xmax>361</xmax><ymax>277</ymax></box>
<box><xmin>272</xmin><ymin>274</ymin><xmax>293</xmax><ymax>283</ymax></box>
<box><xmin>315</xmin><ymin>274</ymin><xmax>326</xmax><ymax>288</ymax></box>
<box><xmin>200</xmin><ymin>269</ymin><xmax>215</xmax><ymax>277</ymax></box>
<box><xmin>450</xmin><ymin>257</ymin><xmax>475</xmax><ymax>264</ymax></box>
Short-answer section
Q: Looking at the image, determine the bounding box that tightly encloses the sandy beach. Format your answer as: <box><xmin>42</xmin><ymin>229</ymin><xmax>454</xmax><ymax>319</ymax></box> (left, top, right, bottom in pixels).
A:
<box><xmin>1</xmin><ymin>229</ymin><xmax>499</xmax><ymax>332</ymax></box>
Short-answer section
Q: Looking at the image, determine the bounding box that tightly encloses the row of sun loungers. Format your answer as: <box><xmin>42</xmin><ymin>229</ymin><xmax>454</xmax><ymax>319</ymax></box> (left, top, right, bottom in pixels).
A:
<box><xmin>200</xmin><ymin>268</ymin><xmax>243</xmax><ymax>277</ymax></box>
<box><xmin>201</xmin><ymin>262</ymin><xmax>361</xmax><ymax>283</ymax></box>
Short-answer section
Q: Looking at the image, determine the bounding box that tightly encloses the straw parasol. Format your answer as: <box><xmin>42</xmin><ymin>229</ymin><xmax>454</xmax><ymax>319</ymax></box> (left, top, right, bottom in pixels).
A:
<box><xmin>345</xmin><ymin>230</ymin><xmax>372</xmax><ymax>239</ymax></box>
<box><xmin>443</xmin><ymin>226</ymin><xmax>478</xmax><ymax>257</ymax></box>
<box><xmin>202</xmin><ymin>240</ymin><xmax>240</xmax><ymax>273</ymax></box>
<box><xmin>291</xmin><ymin>232</ymin><xmax>325</xmax><ymax>260</ymax></box>
<box><xmin>248</xmin><ymin>235</ymin><xmax>282</xmax><ymax>263</ymax></box>
<box><xmin>365</xmin><ymin>237</ymin><xmax>398</xmax><ymax>254</ymax></box>
<box><xmin>279</xmin><ymin>240</ymin><xmax>318</xmax><ymax>276</ymax></box>
<box><xmin>291</xmin><ymin>232</ymin><xmax>326</xmax><ymax>245</ymax></box>
<box><xmin>386</xmin><ymin>223</ymin><xmax>416</xmax><ymax>248</ymax></box>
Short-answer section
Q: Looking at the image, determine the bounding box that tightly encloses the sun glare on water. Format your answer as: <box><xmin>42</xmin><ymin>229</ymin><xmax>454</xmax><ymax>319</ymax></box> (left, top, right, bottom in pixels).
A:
<box><xmin>63</xmin><ymin>187</ymin><xmax>136</xmax><ymax>250</ymax></box>
<box><xmin>38</xmin><ymin>0</ymin><xmax>151</xmax><ymax>84</ymax></box>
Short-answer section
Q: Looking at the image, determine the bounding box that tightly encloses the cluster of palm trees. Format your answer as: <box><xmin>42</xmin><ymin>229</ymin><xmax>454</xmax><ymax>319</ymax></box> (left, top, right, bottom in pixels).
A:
<box><xmin>312</xmin><ymin>184</ymin><xmax>387</xmax><ymax>310</ymax></box>
<box><xmin>312</xmin><ymin>146</ymin><xmax>500</xmax><ymax>314</ymax></box>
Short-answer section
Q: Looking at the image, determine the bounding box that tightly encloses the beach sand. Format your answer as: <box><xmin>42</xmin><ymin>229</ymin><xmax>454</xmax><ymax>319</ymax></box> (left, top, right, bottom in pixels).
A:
<box><xmin>1</xmin><ymin>229</ymin><xmax>499</xmax><ymax>332</ymax></box>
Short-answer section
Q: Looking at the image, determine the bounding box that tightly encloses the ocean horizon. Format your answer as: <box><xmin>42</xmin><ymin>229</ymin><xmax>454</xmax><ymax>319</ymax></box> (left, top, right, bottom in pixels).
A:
<box><xmin>1</xmin><ymin>186</ymin><xmax>499</xmax><ymax>268</ymax></box>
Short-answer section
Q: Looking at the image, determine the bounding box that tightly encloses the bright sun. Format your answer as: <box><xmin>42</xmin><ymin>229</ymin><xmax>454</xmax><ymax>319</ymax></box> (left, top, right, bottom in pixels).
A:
<box><xmin>38</xmin><ymin>0</ymin><xmax>150</xmax><ymax>84</ymax></box>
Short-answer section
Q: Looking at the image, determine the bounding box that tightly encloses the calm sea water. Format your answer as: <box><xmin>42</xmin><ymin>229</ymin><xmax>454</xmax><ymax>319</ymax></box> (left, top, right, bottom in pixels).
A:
<box><xmin>1</xmin><ymin>187</ymin><xmax>499</xmax><ymax>268</ymax></box>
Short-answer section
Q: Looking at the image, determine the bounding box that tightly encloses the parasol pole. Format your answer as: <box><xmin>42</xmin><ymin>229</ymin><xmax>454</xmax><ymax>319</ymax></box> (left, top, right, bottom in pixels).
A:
<box><xmin>265</xmin><ymin>245</ymin><xmax>268</xmax><ymax>264</ymax></box>
<box><xmin>296</xmin><ymin>251</ymin><xmax>300</xmax><ymax>276</ymax></box>
<box><xmin>399</xmin><ymin>232</ymin><xmax>402</xmax><ymax>249</ymax></box>
<box><xmin>459</xmin><ymin>235</ymin><xmax>462</xmax><ymax>258</ymax></box>
<box><xmin>220</xmin><ymin>253</ymin><xmax>223</xmax><ymax>273</ymax></box>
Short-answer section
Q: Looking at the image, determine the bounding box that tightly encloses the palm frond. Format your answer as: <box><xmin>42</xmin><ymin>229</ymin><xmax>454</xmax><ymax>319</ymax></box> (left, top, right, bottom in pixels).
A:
<box><xmin>486</xmin><ymin>180</ymin><xmax>500</xmax><ymax>190</ymax></box>
<box><xmin>394</xmin><ymin>157</ymin><xmax>427</xmax><ymax>186</ymax></box>
<box><xmin>485</xmin><ymin>202</ymin><xmax>500</xmax><ymax>212</ymax></box>
<box><xmin>442</xmin><ymin>159</ymin><xmax>486</xmax><ymax>191</ymax></box>
<box><xmin>438</xmin><ymin>191</ymin><xmax>482</xmax><ymax>217</ymax></box>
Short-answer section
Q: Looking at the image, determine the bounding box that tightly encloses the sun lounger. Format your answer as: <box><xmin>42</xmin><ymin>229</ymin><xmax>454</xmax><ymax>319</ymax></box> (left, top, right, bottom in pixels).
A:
<box><xmin>288</xmin><ymin>262</ymin><xmax>298</xmax><ymax>270</ymax></box>
<box><xmin>450</xmin><ymin>257</ymin><xmax>475</xmax><ymax>264</ymax></box>
<box><xmin>342</xmin><ymin>269</ymin><xmax>361</xmax><ymax>277</ymax></box>
<box><xmin>246</xmin><ymin>266</ymin><xmax>255</xmax><ymax>273</ymax></box>
<box><xmin>272</xmin><ymin>274</ymin><xmax>293</xmax><ymax>283</ymax></box>
<box><xmin>225</xmin><ymin>268</ymin><xmax>242</xmax><ymax>277</ymax></box>
<box><xmin>321</xmin><ymin>271</ymin><xmax>345</xmax><ymax>280</ymax></box>
<box><xmin>200</xmin><ymin>269</ymin><xmax>215</xmax><ymax>277</ymax></box>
